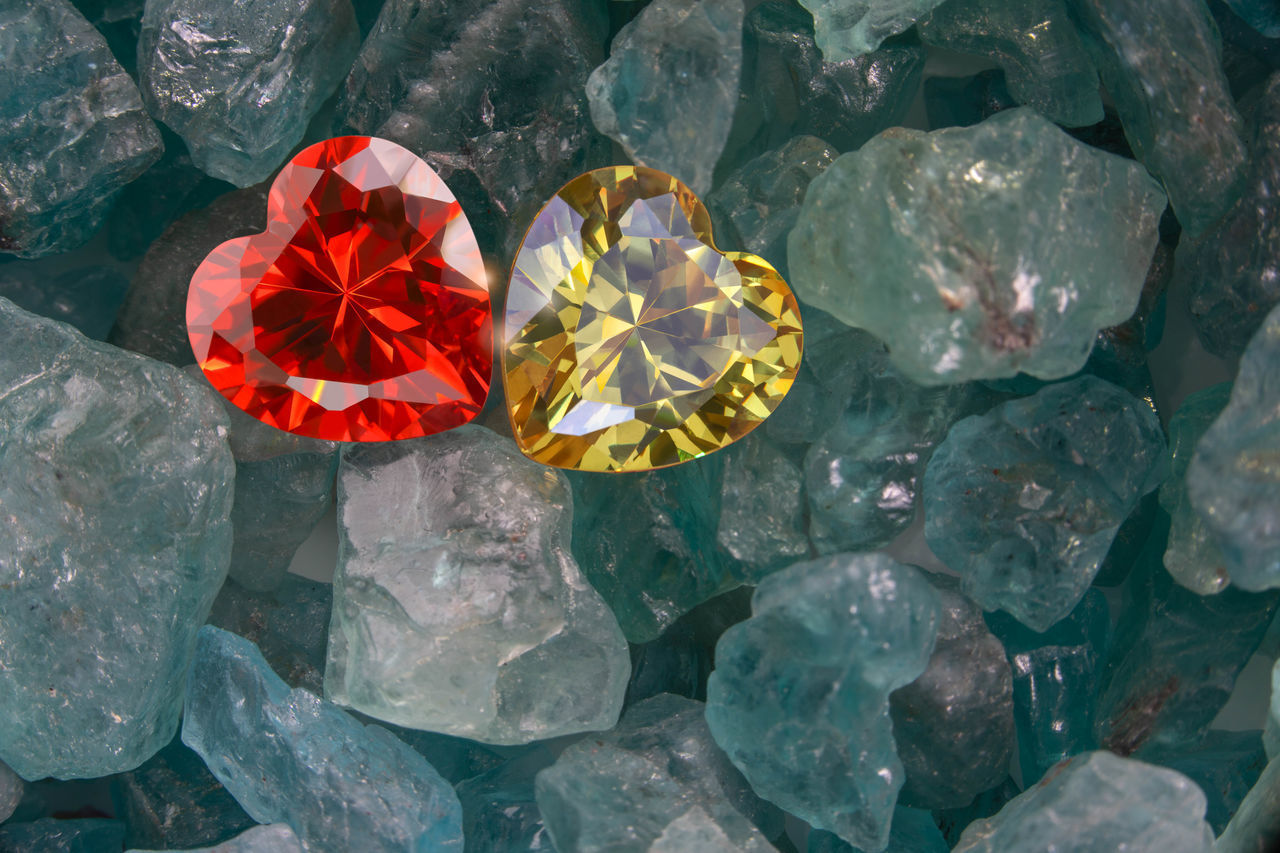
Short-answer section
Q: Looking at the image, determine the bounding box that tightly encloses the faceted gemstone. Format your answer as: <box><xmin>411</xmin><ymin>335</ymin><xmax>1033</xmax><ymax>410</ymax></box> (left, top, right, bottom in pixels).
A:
<box><xmin>138</xmin><ymin>0</ymin><xmax>359</xmax><ymax>186</ymax></box>
<box><xmin>797</xmin><ymin>0</ymin><xmax>947</xmax><ymax>59</ymax></box>
<box><xmin>129</xmin><ymin>824</ymin><xmax>305</xmax><ymax>853</ymax></box>
<box><xmin>586</xmin><ymin>0</ymin><xmax>743</xmax><ymax>195</ymax></box>
<box><xmin>1144</xmin><ymin>730</ymin><xmax>1268</xmax><ymax>834</ymax></box>
<box><xmin>188</xmin><ymin>136</ymin><xmax>492</xmax><ymax>442</ymax></box>
<box><xmin>0</xmin><ymin>298</ymin><xmax>234</xmax><ymax>780</ymax></box>
<box><xmin>808</xmin><ymin>807</ymin><xmax>948</xmax><ymax>853</ymax></box>
<box><xmin>0</xmin><ymin>818</ymin><xmax>127</xmax><ymax>852</ymax></box>
<box><xmin>705</xmin><ymin>554</ymin><xmax>940</xmax><ymax>850</ymax></box>
<box><xmin>1217</xmin><ymin>755</ymin><xmax>1280</xmax><ymax>853</ymax></box>
<box><xmin>504</xmin><ymin>166</ymin><xmax>803</xmax><ymax>472</ymax></box>
<box><xmin>789</xmin><ymin>109</ymin><xmax>1167</xmax><ymax>385</ymax></box>
<box><xmin>952</xmin><ymin>751</ymin><xmax>1215</xmax><ymax>853</ymax></box>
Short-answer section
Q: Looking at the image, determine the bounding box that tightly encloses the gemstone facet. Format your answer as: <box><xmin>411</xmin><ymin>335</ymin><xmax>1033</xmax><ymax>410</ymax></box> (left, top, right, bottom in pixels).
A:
<box><xmin>187</xmin><ymin>136</ymin><xmax>491</xmax><ymax>442</ymax></box>
<box><xmin>503</xmin><ymin>166</ymin><xmax>802</xmax><ymax>472</ymax></box>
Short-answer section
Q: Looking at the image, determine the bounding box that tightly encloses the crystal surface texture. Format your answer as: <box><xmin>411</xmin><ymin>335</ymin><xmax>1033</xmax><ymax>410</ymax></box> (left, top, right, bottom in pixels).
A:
<box><xmin>128</xmin><ymin>824</ymin><xmax>305</xmax><ymax>853</ymax></box>
<box><xmin>797</xmin><ymin>0</ymin><xmax>947</xmax><ymax>59</ymax></box>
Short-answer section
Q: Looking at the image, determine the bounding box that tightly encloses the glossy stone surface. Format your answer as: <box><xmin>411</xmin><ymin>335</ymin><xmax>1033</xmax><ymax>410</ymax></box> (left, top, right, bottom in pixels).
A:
<box><xmin>790</xmin><ymin>109</ymin><xmax>1166</xmax><ymax>385</ymax></box>
<box><xmin>586</xmin><ymin>0</ymin><xmax>742</xmax><ymax>195</ymax></box>
<box><xmin>890</xmin><ymin>578</ymin><xmax>1014</xmax><ymax>809</ymax></box>
<box><xmin>1216</xmin><ymin>754</ymin><xmax>1280</xmax><ymax>853</ymax></box>
<box><xmin>138</xmin><ymin>0</ymin><xmax>358</xmax><ymax>186</ymax></box>
<box><xmin>1188</xmin><ymin>304</ymin><xmax>1280</xmax><ymax>591</ymax></box>
<box><xmin>0</xmin><ymin>0</ymin><xmax>162</xmax><ymax>257</ymax></box>
<box><xmin>705</xmin><ymin>554</ymin><xmax>940</xmax><ymax>850</ymax></box>
<box><xmin>808</xmin><ymin>807</ymin><xmax>948</xmax><ymax>853</ymax></box>
<box><xmin>535</xmin><ymin>693</ymin><xmax>778</xmax><ymax>852</ymax></box>
<box><xmin>129</xmin><ymin>824</ymin><xmax>305</xmax><ymax>853</ymax></box>
<box><xmin>456</xmin><ymin>748</ymin><xmax>556</xmax><ymax>853</ymax></box>
<box><xmin>918</xmin><ymin>0</ymin><xmax>1102</xmax><ymax>127</ymax></box>
<box><xmin>798</xmin><ymin>0</ymin><xmax>946</xmax><ymax>59</ymax></box>
<box><xmin>1159</xmin><ymin>383</ymin><xmax>1232</xmax><ymax>595</ymax></box>
<box><xmin>952</xmin><ymin>751</ymin><xmax>1214</xmax><ymax>852</ymax></box>
<box><xmin>1145</xmin><ymin>730</ymin><xmax>1268</xmax><ymax>834</ymax></box>
<box><xmin>208</xmin><ymin>576</ymin><xmax>331</xmax><ymax>694</ymax></box>
<box><xmin>1068</xmin><ymin>0</ymin><xmax>1247</xmax><ymax>236</ymax></box>
<box><xmin>188</xmin><ymin>136</ymin><xmax>492</xmax><ymax>442</ymax></box>
<box><xmin>0</xmin><ymin>262</ymin><xmax>129</xmax><ymax>340</ymax></box>
<box><xmin>183</xmin><ymin>626</ymin><xmax>464</xmax><ymax>852</ymax></box>
<box><xmin>924</xmin><ymin>376</ymin><xmax>1167</xmax><ymax>630</ymax></box>
<box><xmin>0</xmin><ymin>818</ymin><xmax>126</xmax><ymax>852</ymax></box>
<box><xmin>503</xmin><ymin>166</ymin><xmax>803</xmax><ymax>473</ymax></box>
<box><xmin>328</xmin><ymin>426</ymin><xmax>630</xmax><ymax>743</ymax></box>
<box><xmin>0</xmin><ymin>299</ymin><xmax>233</xmax><ymax>781</ymax></box>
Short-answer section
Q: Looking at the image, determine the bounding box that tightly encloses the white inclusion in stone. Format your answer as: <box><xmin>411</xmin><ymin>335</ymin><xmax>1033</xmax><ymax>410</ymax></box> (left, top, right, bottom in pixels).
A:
<box><xmin>507</xmin><ymin>196</ymin><xmax>586</xmax><ymax>339</ymax></box>
<box><xmin>286</xmin><ymin>376</ymin><xmax>369</xmax><ymax>410</ymax></box>
<box><xmin>551</xmin><ymin>400</ymin><xmax>637</xmax><ymax>436</ymax></box>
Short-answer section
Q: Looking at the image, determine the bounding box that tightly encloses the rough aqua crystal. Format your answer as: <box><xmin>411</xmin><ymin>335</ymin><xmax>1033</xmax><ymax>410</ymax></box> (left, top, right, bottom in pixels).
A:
<box><xmin>705</xmin><ymin>553</ymin><xmax>940</xmax><ymax>850</ymax></box>
<box><xmin>1144</xmin><ymin>730</ymin><xmax>1268</xmax><ymax>834</ymax></box>
<box><xmin>808</xmin><ymin>807</ymin><xmax>948</xmax><ymax>853</ymax></box>
<box><xmin>0</xmin><ymin>761</ymin><xmax>20</xmax><ymax>824</ymax></box>
<box><xmin>183</xmin><ymin>626</ymin><xmax>464</xmax><ymax>852</ymax></box>
<box><xmin>715</xmin><ymin>431</ymin><xmax>809</xmax><ymax>583</ymax></box>
<box><xmin>328</xmin><ymin>426</ymin><xmax>630</xmax><ymax>744</ymax></box>
<box><xmin>1268</xmin><ymin>658</ymin><xmax>1280</xmax><ymax>759</ymax></box>
<box><xmin>456</xmin><ymin>748</ymin><xmax>556</xmax><ymax>853</ymax></box>
<box><xmin>129</xmin><ymin>824</ymin><xmax>304</xmax><ymax>853</ymax></box>
<box><xmin>789</xmin><ymin>109</ymin><xmax>1167</xmax><ymax>385</ymax></box>
<box><xmin>924</xmin><ymin>376</ymin><xmax>1167</xmax><ymax>631</ymax></box>
<box><xmin>0</xmin><ymin>818</ymin><xmax>126</xmax><ymax>852</ymax></box>
<box><xmin>586</xmin><ymin>0</ymin><xmax>743</xmax><ymax>195</ymax></box>
<box><xmin>797</xmin><ymin>0</ymin><xmax>947</xmax><ymax>59</ymax></box>
<box><xmin>0</xmin><ymin>298</ymin><xmax>233</xmax><ymax>780</ymax></box>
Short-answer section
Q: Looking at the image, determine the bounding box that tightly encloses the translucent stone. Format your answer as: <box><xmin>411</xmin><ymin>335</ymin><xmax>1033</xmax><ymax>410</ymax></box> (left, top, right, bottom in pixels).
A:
<box><xmin>207</xmin><ymin>576</ymin><xmax>331</xmax><ymax>694</ymax></box>
<box><xmin>111</xmin><ymin>734</ymin><xmax>254</xmax><ymax>851</ymax></box>
<box><xmin>138</xmin><ymin>0</ymin><xmax>359</xmax><ymax>186</ymax></box>
<box><xmin>535</xmin><ymin>694</ymin><xmax>779</xmax><ymax>852</ymax></box>
<box><xmin>456</xmin><ymin>748</ymin><xmax>556</xmax><ymax>853</ymax></box>
<box><xmin>183</xmin><ymin>626</ymin><xmax>464</xmax><ymax>851</ymax></box>
<box><xmin>1144</xmin><ymin>730</ymin><xmax>1268</xmax><ymax>834</ymax></box>
<box><xmin>1159</xmin><ymin>383</ymin><xmax>1232</xmax><ymax>595</ymax></box>
<box><xmin>952</xmin><ymin>751</ymin><xmax>1214</xmax><ymax>852</ymax></box>
<box><xmin>0</xmin><ymin>0</ymin><xmax>162</xmax><ymax>257</ymax></box>
<box><xmin>889</xmin><ymin>579</ymin><xmax>1014</xmax><ymax>809</ymax></box>
<box><xmin>1268</xmin><ymin>659</ymin><xmax>1280</xmax><ymax>759</ymax></box>
<box><xmin>327</xmin><ymin>426</ymin><xmax>630</xmax><ymax>743</ymax></box>
<box><xmin>797</xmin><ymin>0</ymin><xmax>946</xmax><ymax>59</ymax></box>
<box><xmin>1188</xmin><ymin>304</ymin><xmax>1280</xmax><ymax>591</ymax></box>
<box><xmin>918</xmin><ymin>0</ymin><xmax>1102</xmax><ymax>127</ymax></box>
<box><xmin>0</xmin><ymin>761</ymin><xmax>21</xmax><ymax>823</ymax></box>
<box><xmin>0</xmin><ymin>298</ymin><xmax>233</xmax><ymax>780</ymax></box>
<box><xmin>128</xmin><ymin>824</ymin><xmax>304</xmax><ymax>853</ymax></box>
<box><xmin>0</xmin><ymin>262</ymin><xmax>129</xmax><ymax>340</ymax></box>
<box><xmin>0</xmin><ymin>818</ymin><xmax>127</xmax><ymax>852</ymax></box>
<box><xmin>715</xmin><ymin>431</ymin><xmax>809</xmax><ymax>582</ymax></box>
<box><xmin>1068</xmin><ymin>0</ymin><xmax>1248</xmax><ymax>236</ymax></box>
<box><xmin>808</xmin><ymin>807</ymin><xmax>948</xmax><ymax>853</ymax></box>
<box><xmin>339</xmin><ymin>0</ymin><xmax>611</xmax><ymax>260</ymax></box>
<box><xmin>1215</xmin><ymin>755</ymin><xmax>1280</xmax><ymax>853</ymax></box>
<box><xmin>705</xmin><ymin>554</ymin><xmax>940</xmax><ymax>850</ymax></box>
<box><xmin>924</xmin><ymin>376</ymin><xmax>1168</xmax><ymax>631</ymax></box>
<box><xmin>586</xmin><ymin>0</ymin><xmax>743</xmax><ymax>194</ymax></box>
<box><xmin>789</xmin><ymin>109</ymin><xmax>1167</xmax><ymax>385</ymax></box>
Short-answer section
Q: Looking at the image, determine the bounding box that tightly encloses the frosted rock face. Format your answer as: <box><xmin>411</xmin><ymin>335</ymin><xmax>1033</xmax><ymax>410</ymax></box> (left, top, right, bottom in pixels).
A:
<box><xmin>328</xmin><ymin>425</ymin><xmax>630</xmax><ymax>744</ymax></box>
<box><xmin>0</xmin><ymin>298</ymin><xmax>233</xmax><ymax>780</ymax></box>
<box><xmin>953</xmin><ymin>751</ymin><xmax>1215</xmax><ymax>853</ymax></box>
<box><xmin>128</xmin><ymin>824</ymin><xmax>304</xmax><ymax>853</ymax></box>
<box><xmin>789</xmin><ymin>108</ymin><xmax>1167</xmax><ymax>385</ymax></box>
<box><xmin>797</xmin><ymin>0</ymin><xmax>947</xmax><ymax>60</ymax></box>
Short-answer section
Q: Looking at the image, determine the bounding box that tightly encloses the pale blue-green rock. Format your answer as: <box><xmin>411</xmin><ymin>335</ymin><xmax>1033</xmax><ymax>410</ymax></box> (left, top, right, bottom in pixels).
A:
<box><xmin>889</xmin><ymin>578</ymin><xmax>1014</xmax><ymax>809</ymax></box>
<box><xmin>0</xmin><ymin>0</ymin><xmax>162</xmax><ymax>257</ymax></box>
<box><xmin>128</xmin><ymin>824</ymin><xmax>303</xmax><ymax>853</ymax></box>
<box><xmin>705</xmin><ymin>554</ymin><xmax>940</xmax><ymax>850</ymax></box>
<box><xmin>0</xmin><ymin>818</ymin><xmax>126</xmax><ymax>852</ymax></box>
<box><xmin>1159</xmin><ymin>383</ymin><xmax>1233</xmax><ymax>595</ymax></box>
<box><xmin>924</xmin><ymin>376</ymin><xmax>1167</xmax><ymax>631</ymax></box>
<box><xmin>535</xmin><ymin>693</ymin><xmax>780</xmax><ymax>852</ymax></box>
<box><xmin>1225</xmin><ymin>0</ymin><xmax>1280</xmax><ymax>36</ymax></box>
<box><xmin>183</xmin><ymin>626</ymin><xmax>464</xmax><ymax>852</ymax></box>
<box><xmin>1188</xmin><ymin>304</ymin><xmax>1280</xmax><ymax>591</ymax></box>
<box><xmin>0</xmin><ymin>262</ymin><xmax>129</xmax><ymax>340</ymax></box>
<box><xmin>1067</xmin><ymin>0</ymin><xmax>1247</xmax><ymax>236</ymax></box>
<box><xmin>0</xmin><ymin>298</ymin><xmax>233</xmax><ymax>781</ymax></box>
<box><xmin>207</xmin><ymin>576</ymin><xmax>331</xmax><ymax>695</ymax></box>
<box><xmin>1216</xmin><ymin>755</ymin><xmax>1280</xmax><ymax>853</ymax></box>
<box><xmin>919</xmin><ymin>0</ymin><xmax>1103</xmax><ymax>127</ymax></box>
<box><xmin>1267</xmin><ymin>658</ymin><xmax>1280</xmax><ymax>759</ymax></box>
<box><xmin>586</xmin><ymin>0</ymin><xmax>742</xmax><ymax>195</ymax></box>
<box><xmin>789</xmin><ymin>109</ymin><xmax>1167</xmax><ymax>385</ymax></box>
<box><xmin>456</xmin><ymin>748</ymin><xmax>556</xmax><ymax>853</ymax></box>
<box><xmin>1145</xmin><ymin>730</ymin><xmax>1268</xmax><ymax>835</ymax></box>
<box><xmin>952</xmin><ymin>751</ymin><xmax>1214</xmax><ymax>852</ymax></box>
<box><xmin>715</xmin><ymin>430</ymin><xmax>810</xmax><ymax>583</ymax></box>
<box><xmin>797</xmin><ymin>0</ymin><xmax>946</xmax><ymax>59</ymax></box>
<box><xmin>138</xmin><ymin>0</ymin><xmax>358</xmax><ymax>186</ymax></box>
<box><xmin>0</xmin><ymin>760</ymin><xmax>20</xmax><ymax>823</ymax></box>
<box><xmin>808</xmin><ymin>807</ymin><xmax>948</xmax><ymax>853</ymax></box>
<box><xmin>328</xmin><ymin>426</ymin><xmax>630</xmax><ymax>744</ymax></box>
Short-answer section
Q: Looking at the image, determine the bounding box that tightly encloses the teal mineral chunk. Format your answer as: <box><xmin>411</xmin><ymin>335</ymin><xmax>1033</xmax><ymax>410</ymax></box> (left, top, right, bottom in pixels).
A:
<box><xmin>716</xmin><ymin>431</ymin><xmax>810</xmax><ymax>583</ymax></box>
<box><xmin>536</xmin><ymin>693</ymin><xmax>780</xmax><ymax>852</ymax></box>
<box><xmin>919</xmin><ymin>0</ymin><xmax>1103</xmax><ymax>127</ymax></box>
<box><xmin>705</xmin><ymin>554</ymin><xmax>940</xmax><ymax>850</ymax></box>
<box><xmin>952</xmin><ymin>751</ymin><xmax>1214</xmax><ymax>852</ymax></box>
<box><xmin>1267</xmin><ymin>658</ymin><xmax>1280</xmax><ymax>759</ymax></box>
<box><xmin>367</xmin><ymin>724</ymin><xmax>505</xmax><ymax>786</ymax></box>
<box><xmin>1067</xmin><ymin>0</ymin><xmax>1247</xmax><ymax>236</ymax></box>
<box><xmin>1159</xmin><ymin>383</ymin><xmax>1233</xmax><ymax>595</ymax></box>
<box><xmin>1184</xmin><ymin>74</ymin><xmax>1280</xmax><ymax>358</ymax></box>
<box><xmin>924</xmin><ymin>376</ymin><xmax>1168</xmax><ymax>630</ymax></box>
<box><xmin>797</xmin><ymin>0</ymin><xmax>947</xmax><ymax>59</ymax></box>
<box><xmin>586</xmin><ymin>0</ymin><xmax>742</xmax><ymax>194</ymax></box>
<box><xmin>1145</xmin><ymin>730</ymin><xmax>1268</xmax><ymax>834</ymax></box>
<box><xmin>789</xmin><ymin>109</ymin><xmax>1167</xmax><ymax>385</ymax></box>
<box><xmin>923</xmin><ymin>70</ymin><xmax>1017</xmax><ymax>129</ymax></box>
<box><xmin>986</xmin><ymin>589</ymin><xmax>1110</xmax><ymax>784</ymax></box>
<box><xmin>707</xmin><ymin>135</ymin><xmax>837</xmax><ymax>278</ymax></box>
<box><xmin>1224</xmin><ymin>0</ymin><xmax>1280</xmax><ymax>38</ymax></box>
<box><xmin>207</xmin><ymin>576</ymin><xmax>331</xmax><ymax>694</ymax></box>
<box><xmin>340</xmin><ymin>0</ymin><xmax>610</xmax><ymax>259</ymax></box>
<box><xmin>129</xmin><ymin>824</ymin><xmax>304</xmax><ymax>853</ymax></box>
<box><xmin>1188</xmin><ymin>303</ymin><xmax>1280</xmax><ymax>591</ymax></box>
<box><xmin>0</xmin><ymin>262</ymin><xmax>129</xmax><ymax>340</ymax></box>
<box><xmin>890</xmin><ymin>578</ymin><xmax>1014</xmax><ymax>809</ymax></box>
<box><xmin>0</xmin><ymin>760</ymin><xmax>20</xmax><ymax>823</ymax></box>
<box><xmin>138</xmin><ymin>0</ymin><xmax>358</xmax><ymax>186</ymax></box>
<box><xmin>0</xmin><ymin>0</ymin><xmax>162</xmax><ymax>257</ymax></box>
<box><xmin>1216</xmin><ymin>755</ymin><xmax>1280</xmax><ymax>853</ymax></box>
<box><xmin>456</xmin><ymin>748</ymin><xmax>556</xmax><ymax>853</ymax></box>
<box><xmin>329</xmin><ymin>426</ymin><xmax>630</xmax><ymax>743</ymax></box>
<box><xmin>0</xmin><ymin>818</ymin><xmax>126</xmax><ymax>852</ymax></box>
<box><xmin>1096</xmin><ymin>512</ymin><xmax>1280</xmax><ymax>755</ymax></box>
<box><xmin>0</xmin><ymin>299</ymin><xmax>233</xmax><ymax>780</ymax></box>
<box><xmin>183</xmin><ymin>626</ymin><xmax>464</xmax><ymax>851</ymax></box>
<box><xmin>808</xmin><ymin>807</ymin><xmax>948</xmax><ymax>853</ymax></box>
<box><xmin>111</xmin><ymin>734</ymin><xmax>253</xmax><ymax>851</ymax></box>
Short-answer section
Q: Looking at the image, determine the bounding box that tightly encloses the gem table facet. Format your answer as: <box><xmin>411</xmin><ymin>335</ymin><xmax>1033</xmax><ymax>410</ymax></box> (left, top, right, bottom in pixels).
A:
<box><xmin>187</xmin><ymin>135</ymin><xmax>491</xmax><ymax>442</ymax></box>
<box><xmin>503</xmin><ymin>166</ymin><xmax>803</xmax><ymax>473</ymax></box>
